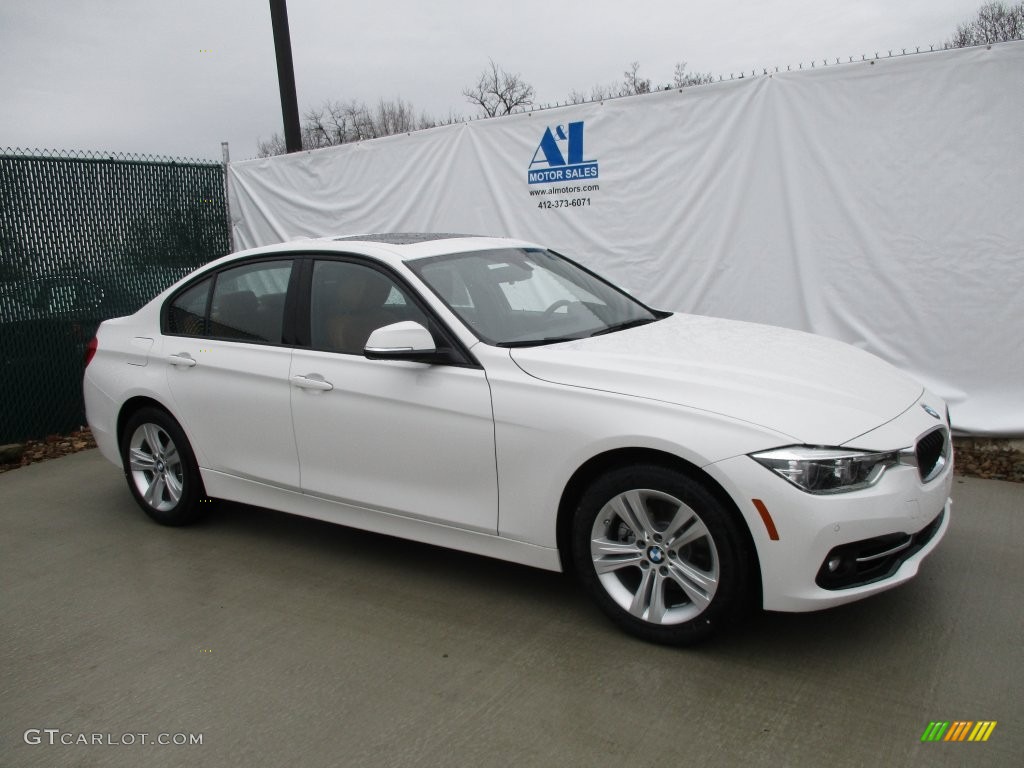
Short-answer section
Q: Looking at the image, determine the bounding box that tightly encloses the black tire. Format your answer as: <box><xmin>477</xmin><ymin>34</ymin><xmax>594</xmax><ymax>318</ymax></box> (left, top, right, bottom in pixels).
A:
<box><xmin>572</xmin><ymin>464</ymin><xmax>751</xmax><ymax>645</ymax></box>
<box><xmin>120</xmin><ymin>407</ymin><xmax>208</xmax><ymax>526</ymax></box>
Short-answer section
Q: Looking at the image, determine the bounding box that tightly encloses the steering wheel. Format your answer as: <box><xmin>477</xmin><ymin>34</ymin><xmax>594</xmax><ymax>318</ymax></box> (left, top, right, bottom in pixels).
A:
<box><xmin>542</xmin><ymin>299</ymin><xmax>575</xmax><ymax>316</ymax></box>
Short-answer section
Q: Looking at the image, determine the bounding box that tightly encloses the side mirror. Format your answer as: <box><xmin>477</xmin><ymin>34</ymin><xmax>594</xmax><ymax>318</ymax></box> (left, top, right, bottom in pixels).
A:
<box><xmin>364</xmin><ymin>321</ymin><xmax>452</xmax><ymax>364</ymax></box>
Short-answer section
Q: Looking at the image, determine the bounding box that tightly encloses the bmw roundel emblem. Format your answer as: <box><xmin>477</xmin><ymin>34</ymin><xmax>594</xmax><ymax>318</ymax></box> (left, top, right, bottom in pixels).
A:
<box><xmin>921</xmin><ymin>404</ymin><xmax>941</xmax><ymax>420</ymax></box>
<box><xmin>648</xmin><ymin>546</ymin><xmax>665</xmax><ymax>564</ymax></box>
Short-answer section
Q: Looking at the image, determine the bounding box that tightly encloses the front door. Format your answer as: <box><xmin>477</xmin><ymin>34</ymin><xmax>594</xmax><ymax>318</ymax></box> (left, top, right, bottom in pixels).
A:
<box><xmin>289</xmin><ymin>259</ymin><xmax>497</xmax><ymax>532</ymax></box>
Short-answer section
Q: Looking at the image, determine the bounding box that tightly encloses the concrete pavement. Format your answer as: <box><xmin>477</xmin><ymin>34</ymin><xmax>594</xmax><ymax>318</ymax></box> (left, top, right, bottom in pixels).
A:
<box><xmin>2</xmin><ymin>450</ymin><xmax>1021</xmax><ymax>767</ymax></box>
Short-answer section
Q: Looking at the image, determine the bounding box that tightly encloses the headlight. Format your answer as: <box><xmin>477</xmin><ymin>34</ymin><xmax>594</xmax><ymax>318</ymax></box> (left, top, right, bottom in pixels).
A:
<box><xmin>750</xmin><ymin>446</ymin><xmax>901</xmax><ymax>494</ymax></box>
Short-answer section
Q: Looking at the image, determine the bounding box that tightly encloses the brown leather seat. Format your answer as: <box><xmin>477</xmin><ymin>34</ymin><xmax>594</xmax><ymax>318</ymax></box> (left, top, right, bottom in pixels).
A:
<box><xmin>325</xmin><ymin>271</ymin><xmax>397</xmax><ymax>354</ymax></box>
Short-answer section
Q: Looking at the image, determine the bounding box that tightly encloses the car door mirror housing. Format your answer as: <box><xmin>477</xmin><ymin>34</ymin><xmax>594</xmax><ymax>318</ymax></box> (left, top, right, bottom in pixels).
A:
<box><xmin>364</xmin><ymin>321</ymin><xmax>451</xmax><ymax>363</ymax></box>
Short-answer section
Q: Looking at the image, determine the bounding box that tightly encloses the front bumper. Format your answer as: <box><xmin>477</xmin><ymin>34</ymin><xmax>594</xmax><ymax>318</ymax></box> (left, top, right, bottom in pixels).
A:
<box><xmin>814</xmin><ymin>505</ymin><xmax>946</xmax><ymax>590</ymax></box>
<box><xmin>705</xmin><ymin>394</ymin><xmax>954</xmax><ymax>612</ymax></box>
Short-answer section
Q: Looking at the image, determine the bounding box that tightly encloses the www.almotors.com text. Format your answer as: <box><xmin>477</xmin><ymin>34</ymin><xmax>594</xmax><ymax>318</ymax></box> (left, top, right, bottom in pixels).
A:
<box><xmin>24</xmin><ymin>729</ymin><xmax>203</xmax><ymax>746</ymax></box>
<box><xmin>529</xmin><ymin>183</ymin><xmax>600</xmax><ymax>196</ymax></box>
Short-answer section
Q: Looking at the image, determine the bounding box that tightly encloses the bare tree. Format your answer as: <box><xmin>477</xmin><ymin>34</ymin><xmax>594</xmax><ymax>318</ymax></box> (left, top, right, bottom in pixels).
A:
<box><xmin>303</xmin><ymin>100</ymin><xmax>354</xmax><ymax>147</ymax></box>
<box><xmin>949</xmin><ymin>1</ymin><xmax>1024</xmax><ymax>46</ymax></box>
<box><xmin>255</xmin><ymin>55</ymin><xmax>717</xmax><ymax>158</ymax></box>
<box><xmin>374</xmin><ymin>98</ymin><xmax>432</xmax><ymax>136</ymax></box>
<box><xmin>583</xmin><ymin>61</ymin><xmax>658</xmax><ymax>101</ymax></box>
<box><xmin>256</xmin><ymin>133</ymin><xmax>288</xmax><ymax>158</ymax></box>
<box><xmin>673</xmin><ymin>61</ymin><xmax>714</xmax><ymax>88</ymax></box>
<box><xmin>257</xmin><ymin>97</ymin><xmax>436</xmax><ymax>157</ymax></box>
<box><xmin>621</xmin><ymin>61</ymin><xmax>652</xmax><ymax>95</ymax></box>
<box><xmin>463</xmin><ymin>60</ymin><xmax>536</xmax><ymax>117</ymax></box>
<box><xmin>588</xmin><ymin>82</ymin><xmax>617</xmax><ymax>101</ymax></box>
<box><xmin>567</xmin><ymin>89</ymin><xmax>589</xmax><ymax>105</ymax></box>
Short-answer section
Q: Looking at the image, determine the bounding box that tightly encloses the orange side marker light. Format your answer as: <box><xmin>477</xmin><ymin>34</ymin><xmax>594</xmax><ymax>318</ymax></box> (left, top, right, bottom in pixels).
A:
<box><xmin>752</xmin><ymin>499</ymin><xmax>779</xmax><ymax>541</ymax></box>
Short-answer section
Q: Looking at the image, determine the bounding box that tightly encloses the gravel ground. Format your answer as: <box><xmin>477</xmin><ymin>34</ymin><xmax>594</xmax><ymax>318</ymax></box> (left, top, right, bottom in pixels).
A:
<box><xmin>0</xmin><ymin>428</ymin><xmax>97</xmax><ymax>473</ymax></box>
<box><xmin>952</xmin><ymin>437</ymin><xmax>1024</xmax><ymax>483</ymax></box>
<box><xmin>2</xmin><ymin>429</ymin><xmax>1021</xmax><ymax>483</ymax></box>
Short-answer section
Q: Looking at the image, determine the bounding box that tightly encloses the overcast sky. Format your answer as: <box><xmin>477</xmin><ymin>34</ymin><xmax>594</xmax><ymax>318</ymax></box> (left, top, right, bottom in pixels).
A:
<box><xmin>1</xmin><ymin>0</ymin><xmax>983</xmax><ymax>161</ymax></box>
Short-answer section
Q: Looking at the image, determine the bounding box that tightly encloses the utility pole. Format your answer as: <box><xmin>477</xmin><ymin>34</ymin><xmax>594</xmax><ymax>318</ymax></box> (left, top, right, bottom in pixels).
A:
<box><xmin>221</xmin><ymin>142</ymin><xmax>235</xmax><ymax>251</ymax></box>
<box><xmin>269</xmin><ymin>0</ymin><xmax>302</xmax><ymax>153</ymax></box>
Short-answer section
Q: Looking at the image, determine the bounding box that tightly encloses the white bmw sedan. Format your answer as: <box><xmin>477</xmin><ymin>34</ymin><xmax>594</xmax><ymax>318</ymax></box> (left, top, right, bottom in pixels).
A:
<box><xmin>84</xmin><ymin>234</ymin><xmax>952</xmax><ymax>644</ymax></box>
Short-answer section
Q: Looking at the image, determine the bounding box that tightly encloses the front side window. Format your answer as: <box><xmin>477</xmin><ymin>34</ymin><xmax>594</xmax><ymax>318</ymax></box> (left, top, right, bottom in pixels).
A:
<box><xmin>409</xmin><ymin>248</ymin><xmax>661</xmax><ymax>346</ymax></box>
<box><xmin>310</xmin><ymin>260</ymin><xmax>431</xmax><ymax>355</ymax></box>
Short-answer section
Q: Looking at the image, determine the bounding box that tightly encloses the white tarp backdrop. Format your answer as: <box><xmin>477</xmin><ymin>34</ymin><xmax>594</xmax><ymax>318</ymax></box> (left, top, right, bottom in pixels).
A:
<box><xmin>228</xmin><ymin>42</ymin><xmax>1024</xmax><ymax>437</ymax></box>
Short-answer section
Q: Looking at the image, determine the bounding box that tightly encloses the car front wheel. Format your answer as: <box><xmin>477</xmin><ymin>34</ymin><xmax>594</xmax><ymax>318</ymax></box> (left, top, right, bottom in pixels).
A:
<box><xmin>121</xmin><ymin>407</ymin><xmax>207</xmax><ymax>526</ymax></box>
<box><xmin>572</xmin><ymin>465</ymin><xmax>751</xmax><ymax>645</ymax></box>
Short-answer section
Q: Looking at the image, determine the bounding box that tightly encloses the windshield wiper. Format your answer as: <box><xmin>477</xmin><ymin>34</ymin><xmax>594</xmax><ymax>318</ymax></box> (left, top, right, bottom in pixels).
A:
<box><xmin>588</xmin><ymin>317</ymin><xmax>659</xmax><ymax>337</ymax></box>
<box><xmin>496</xmin><ymin>336</ymin><xmax>582</xmax><ymax>348</ymax></box>
<box><xmin>498</xmin><ymin>317</ymin><xmax>661</xmax><ymax>347</ymax></box>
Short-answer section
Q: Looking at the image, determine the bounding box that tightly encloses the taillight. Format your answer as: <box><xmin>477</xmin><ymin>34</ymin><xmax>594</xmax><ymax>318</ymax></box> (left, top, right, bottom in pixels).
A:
<box><xmin>84</xmin><ymin>337</ymin><xmax>98</xmax><ymax>368</ymax></box>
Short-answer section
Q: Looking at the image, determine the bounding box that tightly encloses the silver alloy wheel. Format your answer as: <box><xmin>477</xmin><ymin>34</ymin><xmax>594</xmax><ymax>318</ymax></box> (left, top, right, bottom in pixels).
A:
<box><xmin>128</xmin><ymin>423</ymin><xmax>184</xmax><ymax>512</ymax></box>
<box><xmin>590</xmin><ymin>488</ymin><xmax>720</xmax><ymax>625</ymax></box>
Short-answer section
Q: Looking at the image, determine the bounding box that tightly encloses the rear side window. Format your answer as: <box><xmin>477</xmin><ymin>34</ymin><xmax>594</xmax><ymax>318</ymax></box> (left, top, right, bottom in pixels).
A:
<box><xmin>165</xmin><ymin>260</ymin><xmax>293</xmax><ymax>343</ymax></box>
<box><xmin>209</xmin><ymin>261</ymin><xmax>292</xmax><ymax>342</ymax></box>
<box><xmin>167</xmin><ymin>278</ymin><xmax>211</xmax><ymax>336</ymax></box>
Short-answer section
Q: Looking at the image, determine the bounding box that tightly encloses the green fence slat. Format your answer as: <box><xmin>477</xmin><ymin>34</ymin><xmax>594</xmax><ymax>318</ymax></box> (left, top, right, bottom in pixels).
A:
<box><xmin>0</xmin><ymin>149</ymin><xmax>230</xmax><ymax>443</ymax></box>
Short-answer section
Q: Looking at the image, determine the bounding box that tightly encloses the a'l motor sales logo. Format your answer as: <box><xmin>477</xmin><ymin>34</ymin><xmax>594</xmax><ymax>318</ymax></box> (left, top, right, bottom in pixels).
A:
<box><xmin>527</xmin><ymin>121</ymin><xmax>598</xmax><ymax>185</ymax></box>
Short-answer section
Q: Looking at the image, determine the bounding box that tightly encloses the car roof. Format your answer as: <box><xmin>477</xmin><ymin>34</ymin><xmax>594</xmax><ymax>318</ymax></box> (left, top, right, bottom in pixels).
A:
<box><xmin>210</xmin><ymin>233</ymin><xmax>542</xmax><ymax>272</ymax></box>
<box><xmin>332</xmin><ymin>232</ymin><xmax>479</xmax><ymax>246</ymax></box>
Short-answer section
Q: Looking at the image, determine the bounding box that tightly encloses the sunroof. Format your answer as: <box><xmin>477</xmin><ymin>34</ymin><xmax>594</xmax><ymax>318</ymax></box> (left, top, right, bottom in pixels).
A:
<box><xmin>332</xmin><ymin>233</ymin><xmax>479</xmax><ymax>245</ymax></box>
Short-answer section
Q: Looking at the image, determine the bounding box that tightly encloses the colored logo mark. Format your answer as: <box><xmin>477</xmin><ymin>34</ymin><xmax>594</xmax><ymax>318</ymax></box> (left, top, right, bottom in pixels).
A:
<box><xmin>921</xmin><ymin>721</ymin><xmax>997</xmax><ymax>742</ymax></box>
<box><xmin>528</xmin><ymin>122</ymin><xmax>599</xmax><ymax>185</ymax></box>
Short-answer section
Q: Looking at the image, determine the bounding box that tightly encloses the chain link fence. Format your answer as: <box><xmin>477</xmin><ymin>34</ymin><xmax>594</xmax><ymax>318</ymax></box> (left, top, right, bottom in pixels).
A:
<box><xmin>1</xmin><ymin>148</ymin><xmax>231</xmax><ymax>443</ymax></box>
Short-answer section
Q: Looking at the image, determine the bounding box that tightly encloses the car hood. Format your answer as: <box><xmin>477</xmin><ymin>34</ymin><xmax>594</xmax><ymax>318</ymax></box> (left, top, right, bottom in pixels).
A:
<box><xmin>509</xmin><ymin>314</ymin><xmax>922</xmax><ymax>446</ymax></box>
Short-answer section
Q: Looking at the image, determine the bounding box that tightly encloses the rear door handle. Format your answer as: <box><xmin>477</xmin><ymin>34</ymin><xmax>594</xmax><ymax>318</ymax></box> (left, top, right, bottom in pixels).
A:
<box><xmin>166</xmin><ymin>353</ymin><xmax>197</xmax><ymax>368</ymax></box>
<box><xmin>290</xmin><ymin>374</ymin><xmax>333</xmax><ymax>391</ymax></box>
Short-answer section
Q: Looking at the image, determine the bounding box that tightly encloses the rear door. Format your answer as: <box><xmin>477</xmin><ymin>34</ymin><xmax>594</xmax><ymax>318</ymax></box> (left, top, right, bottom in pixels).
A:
<box><xmin>163</xmin><ymin>258</ymin><xmax>300</xmax><ymax>489</ymax></box>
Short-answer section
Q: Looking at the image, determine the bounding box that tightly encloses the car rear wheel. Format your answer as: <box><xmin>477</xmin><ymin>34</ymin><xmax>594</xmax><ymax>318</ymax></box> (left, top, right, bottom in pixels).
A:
<box><xmin>572</xmin><ymin>465</ymin><xmax>750</xmax><ymax>645</ymax></box>
<box><xmin>121</xmin><ymin>407</ymin><xmax>207</xmax><ymax>526</ymax></box>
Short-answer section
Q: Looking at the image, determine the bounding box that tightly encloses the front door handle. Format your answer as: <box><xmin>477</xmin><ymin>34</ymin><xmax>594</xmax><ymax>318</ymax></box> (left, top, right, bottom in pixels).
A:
<box><xmin>290</xmin><ymin>374</ymin><xmax>334</xmax><ymax>391</ymax></box>
<box><xmin>166</xmin><ymin>353</ymin><xmax>197</xmax><ymax>368</ymax></box>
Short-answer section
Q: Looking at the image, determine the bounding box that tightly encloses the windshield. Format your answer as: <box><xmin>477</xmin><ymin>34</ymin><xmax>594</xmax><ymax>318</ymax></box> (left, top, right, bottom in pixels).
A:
<box><xmin>408</xmin><ymin>248</ymin><xmax>663</xmax><ymax>346</ymax></box>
